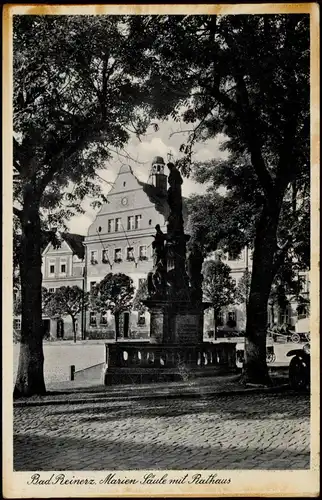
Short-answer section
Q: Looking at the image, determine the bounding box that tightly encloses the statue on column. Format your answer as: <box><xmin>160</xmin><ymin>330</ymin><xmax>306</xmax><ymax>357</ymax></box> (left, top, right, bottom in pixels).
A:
<box><xmin>167</xmin><ymin>162</ymin><xmax>184</xmax><ymax>236</ymax></box>
<box><xmin>152</xmin><ymin>224</ymin><xmax>166</xmax><ymax>266</ymax></box>
<box><xmin>187</xmin><ymin>242</ymin><xmax>204</xmax><ymax>303</ymax></box>
<box><xmin>147</xmin><ymin>225</ymin><xmax>167</xmax><ymax>298</ymax></box>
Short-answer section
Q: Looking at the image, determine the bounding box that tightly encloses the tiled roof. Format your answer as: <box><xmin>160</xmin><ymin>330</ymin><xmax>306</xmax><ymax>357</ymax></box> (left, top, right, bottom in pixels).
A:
<box><xmin>61</xmin><ymin>233</ymin><xmax>85</xmax><ymax>259</ymax></box>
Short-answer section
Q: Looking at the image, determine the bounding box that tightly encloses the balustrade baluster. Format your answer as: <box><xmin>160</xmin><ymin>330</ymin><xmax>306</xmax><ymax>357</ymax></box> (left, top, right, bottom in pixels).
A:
<box><xmin>130</xmin><ymin>350</ymin><xmax>137</xmax><ymax>365</ymax></box>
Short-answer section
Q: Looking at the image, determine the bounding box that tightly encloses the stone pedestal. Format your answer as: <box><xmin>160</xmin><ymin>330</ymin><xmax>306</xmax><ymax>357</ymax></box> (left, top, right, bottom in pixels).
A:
<box><xmin>144</xmin><ymin>299</ymin><xmax>209</xmax><ymax>345</ymax></box>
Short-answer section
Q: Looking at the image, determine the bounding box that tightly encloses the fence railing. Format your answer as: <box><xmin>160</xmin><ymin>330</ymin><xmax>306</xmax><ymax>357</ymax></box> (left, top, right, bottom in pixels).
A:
<box><xmin>105</xmin><ymin>342</ymin><xmax>237</xmax><ymax>371</ymax></box>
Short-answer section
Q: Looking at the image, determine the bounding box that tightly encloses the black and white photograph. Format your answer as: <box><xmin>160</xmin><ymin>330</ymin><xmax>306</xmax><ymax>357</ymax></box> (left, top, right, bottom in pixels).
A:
<box><xmin>3</xmin><ymin>3</ymin><xmax>319</xmax><ymax>498</ymax></box>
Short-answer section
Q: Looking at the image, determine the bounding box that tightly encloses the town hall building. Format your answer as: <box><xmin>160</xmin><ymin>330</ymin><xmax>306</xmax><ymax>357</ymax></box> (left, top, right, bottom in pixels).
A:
<box><xmin>83</xmin><ymin>157</ymin><xmax>173</xmax><ymax>339</ymax></box>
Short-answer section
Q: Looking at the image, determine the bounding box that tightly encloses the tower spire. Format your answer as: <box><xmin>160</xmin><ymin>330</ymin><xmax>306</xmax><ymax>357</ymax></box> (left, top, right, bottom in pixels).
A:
<box><xmin>149</xmin><ymin>156</ymin><xmax>167</xmax><ymax>194</ymax></box>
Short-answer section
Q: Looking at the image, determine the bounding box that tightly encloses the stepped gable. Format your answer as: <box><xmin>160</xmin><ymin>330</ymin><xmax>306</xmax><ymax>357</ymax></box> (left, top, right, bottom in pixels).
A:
<box><xmin>61</xmin><ymin>232</ymin><xmax>85</xmax><ymax>259</ymax></box>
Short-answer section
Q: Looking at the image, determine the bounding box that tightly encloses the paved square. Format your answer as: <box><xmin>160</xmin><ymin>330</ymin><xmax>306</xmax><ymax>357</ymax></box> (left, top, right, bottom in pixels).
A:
<box><xmin>14</xmin><ymin>392</ymin><xmax>310</xmax><ymax>470</ymax></box>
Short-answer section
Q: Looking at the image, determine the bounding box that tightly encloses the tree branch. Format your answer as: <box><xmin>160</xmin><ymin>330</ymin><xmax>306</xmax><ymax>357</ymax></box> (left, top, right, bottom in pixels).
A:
<box><xmin>272</xmin><ymin>236</ymin><xmax>292</xmax><ymax>274</ymax></box>
<box><xmin>235</xmin><ymin>75</ymin><xmax>275</xmax><ymax>198</ymax></box>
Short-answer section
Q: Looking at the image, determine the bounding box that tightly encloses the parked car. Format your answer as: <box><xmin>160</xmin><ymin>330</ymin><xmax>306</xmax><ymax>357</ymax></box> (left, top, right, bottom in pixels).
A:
<box><xmin>268</xmin><ymin>327</ymin><xmax>310</xmax><ymax>343</ymax></box>
<box><xmin>236</xmin><ymin>341</ymin><xmax>276</xmax><ymax>364</ymax></box>
<box><xmin>287</xmin><ymin>343</ymin><xmax>310</xmax><ymax>391</ymax></box>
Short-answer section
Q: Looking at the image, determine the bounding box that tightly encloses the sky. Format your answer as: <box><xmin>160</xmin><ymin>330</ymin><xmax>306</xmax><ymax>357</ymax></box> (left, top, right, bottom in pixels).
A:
<box><xmin>67</xmin><ymin>118</ymin><xmax>228</xmax><ymax>235</ymax></box>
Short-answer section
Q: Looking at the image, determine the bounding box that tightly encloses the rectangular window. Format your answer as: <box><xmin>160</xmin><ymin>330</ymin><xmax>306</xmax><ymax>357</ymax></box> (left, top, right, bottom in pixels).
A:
<box><xmin>48</xmin><ymin>288</ymin><xmax>55</xmax><ymax>293</ymax></box>
<box><xmin>13</xmin><ymin>318</ymin><xmax>21</xmax><ymax>330</ymax></box>
<box><xmin>228</xmin><ymin>311</ymin><xmax>236</xmax><ymax>322</ymax></box>
<box><xmin>227</xmin><ymin>311</ymin><xmax>237</xmax><ymax>327</ymax></box>
<box><xmin>89</xmin><ymin>312</ymin><xmax>97</xmax><ymax>326</ymax></box>
<box><xmin>279</xmin><ymin>309</ymin><xmax>290</xmax><ymax>325</ymax></box>
<box><xmin>100</xmin><ymin>312</ymin><xmax>108</xmax><ymax>325</ymax></box>
<box><xmin>127</xmin><ymin>247</ymin><xmax>135</xmax><ymax>261</ymax></box>
<box><xmin>217</xmin><ymin>311</ymin><xmax>224</xmax><ymax>327</ymax></box>
<box><xmin>102</xmin><ymin>249</ymin><xmax>109</xmax><ymax>263</ymax></box>
<box><xmin>108</xmin><ymin>219</ymin><xmax>114</xmax><ymax>233</ymax></box>
<box><xmin>115</xmin><ymin>218</ymin><xmax>122</xmax><ymax>232</ymax></box>
<box><xmin>60</xmin><ymin>263</ymin><xmax>66</xmax><ymax>274</ymax></box>
<box><xmin>137</xmin><ymin>312</ymin><xmax>146</xmax><ymax>326</ymax></box>
<box><xmin>49</xmin><ymin>263</ymin><xmax>55</xmax><ymax>275</ymax></box>
<box><xmin>90</xmin><ymin>281</ymin><xmax>97</xmax><ymax>292</ymax></box>
<box><xmin>139</xmin><ymin>245</ymin><xmax>147</xmax><ymax>260</ymax></box>
<box><xmin>90</xmin><ymin>250</ymin><xmax>98</xmax><ymax>265</ymax></box>
<box><xmin>135</xmin><ymin>214</ymin><xmax>142</xmax><ymax>229</ymax></box>
<box><xmin>127</xmin><ymin>216</ymin><xmax>135</xmax><ymax>230</ymax></box>
<box><xmin>114</xmin><ymin>248</ymin><xmax>122</xmax><ymax>262</ymax></box>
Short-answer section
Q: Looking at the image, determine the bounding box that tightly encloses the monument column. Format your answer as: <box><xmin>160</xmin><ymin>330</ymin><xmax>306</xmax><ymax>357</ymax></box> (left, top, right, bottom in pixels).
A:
<box><xmin>144</xmin><ymin>160</ymin><xmax>207</xmax><ymax>346</ymax></box>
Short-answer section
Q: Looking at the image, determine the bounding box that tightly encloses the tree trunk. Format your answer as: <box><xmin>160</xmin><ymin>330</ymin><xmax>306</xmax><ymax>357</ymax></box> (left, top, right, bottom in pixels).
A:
<box><xmin>213</xmin><ymin>308</ymin><xmax>218</xmax><ymax>339</ymax></box>
<box><xmin>14</xmin><ymin>197</ymin><xmax>46</xmax><ymax>397</ymax></box>
<box><xmin>114</xmin><ymin>311</ymin><xmax>120</xmax><ymax>341</ymax></box>
<box><xmin>242</xmin><ymin>201</ymin><xmax>282</xmax><ymax>385</ymax></box>
<box><xmin>72</xmin><ymin>316</ymin><xmax>77</xmax><ymax>343</ymax></box>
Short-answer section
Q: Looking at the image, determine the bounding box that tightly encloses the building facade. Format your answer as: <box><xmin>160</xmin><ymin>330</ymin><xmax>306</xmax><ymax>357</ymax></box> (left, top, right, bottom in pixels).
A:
<box><xmin>84</xmin><ymin>158</ymin><xmax>172</xmax><ymax>340</ymax></box>
<box><xmin>203</xmin><ymin>248</ymin><xmax>310</xmax><ymax>336</ymax></box>
<box><xmin>41</xmin><ymin>233</ymin><xmax>85</xmax><ymax>340</ymax></box>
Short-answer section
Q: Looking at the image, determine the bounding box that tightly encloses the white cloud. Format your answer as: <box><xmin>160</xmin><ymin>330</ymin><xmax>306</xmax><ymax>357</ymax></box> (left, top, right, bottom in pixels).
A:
<box><xmin>67</xmin><ymin>214</ymin><xmax>93</xmax><ymax>236</ymax></box>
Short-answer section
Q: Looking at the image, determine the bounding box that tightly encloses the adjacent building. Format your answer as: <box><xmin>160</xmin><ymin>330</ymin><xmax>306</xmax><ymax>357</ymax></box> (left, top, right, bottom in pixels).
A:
<box><xmin>41</xmin><ymin>232</ymin><xmax>85</xmax><ymax>339</ymax></box>
<box><xmin>204</xmin><ymin>248</ymin><xmax>310</xmax><ymax>336</ymax></box>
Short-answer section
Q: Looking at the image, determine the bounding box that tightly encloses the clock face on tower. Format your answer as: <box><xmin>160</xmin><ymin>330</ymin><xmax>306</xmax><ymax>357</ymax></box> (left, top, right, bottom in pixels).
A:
<box><xmin>121</xmin><ymin>197</ymin><xmax>128</xmax><ymax>206</ymax></box>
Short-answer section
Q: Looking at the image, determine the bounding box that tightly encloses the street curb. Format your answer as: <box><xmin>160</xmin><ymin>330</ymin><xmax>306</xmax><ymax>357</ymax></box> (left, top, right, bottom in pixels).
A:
<box><xmin>14</xmin><ymin>384</ymin><xmax>291</xmax><ymax>407</ymax></box>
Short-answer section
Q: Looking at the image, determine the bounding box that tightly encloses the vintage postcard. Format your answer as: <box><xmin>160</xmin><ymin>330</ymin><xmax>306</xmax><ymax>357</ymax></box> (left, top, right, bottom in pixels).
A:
<box><xmin>2</xmin><ymin>2</ymin><xmax>320</xmax><ymax>498</ymax></box>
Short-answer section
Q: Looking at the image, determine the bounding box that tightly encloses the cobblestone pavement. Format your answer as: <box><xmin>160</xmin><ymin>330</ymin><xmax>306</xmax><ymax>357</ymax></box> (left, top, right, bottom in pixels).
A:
<box><xmin>14</xmin><ymin>392</ymin><xmax>310</xmax><ymax>471</ymax></box>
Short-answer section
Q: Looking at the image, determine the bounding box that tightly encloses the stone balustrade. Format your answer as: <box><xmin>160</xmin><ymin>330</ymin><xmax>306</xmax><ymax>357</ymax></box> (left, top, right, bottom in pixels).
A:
<box><xmin>104</xmin><ymin>342</ymin><xmax>237</xmax><ymax>385</ymax></box>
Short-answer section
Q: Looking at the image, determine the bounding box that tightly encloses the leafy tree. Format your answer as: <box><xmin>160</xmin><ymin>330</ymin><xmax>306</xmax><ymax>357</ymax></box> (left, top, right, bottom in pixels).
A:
<box><xmin>90</xmin><ymin>273</ymin><xmax>134</xmax><ymax>338</ymax></box>
<box><xmin>132</xmin><ymin>279</ymin><xmax>148</xmax><ymax>313</ymax></box>
<box><xmin>202</xmin><ymin>259</ymin><xmax>237</xmax><ymax>335</ymax></box>
<box><xmin>43</xmin><ymin>286</ymin><xmax>89</xmax><ymax>342</ymax></box>
<box><xmin>235</xmin><ymin>269</ymin><xmax>252</xmax><ymax>307</ymax></box>
<box><xmin>143</xmin><ymin>14</ymin><xmax>309</xmax><ymax>383</ymax></box>
<box><xmin>12</xmin><ymin>15</ymin><xmax>156</xmax><ymax>396</ymax></box>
